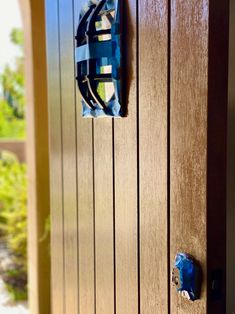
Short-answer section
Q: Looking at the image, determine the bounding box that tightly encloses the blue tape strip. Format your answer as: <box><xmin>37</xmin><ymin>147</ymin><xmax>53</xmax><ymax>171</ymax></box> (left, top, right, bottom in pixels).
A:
<box><xmin>77</xmin><ymin>0</ymin><xmax>122</xmax><ymax>118</ymax></box>
<box><xmin>76</xmin><ymin>40</ymin><xmax>113</xmax><ymax>62</ymax></box>
<box><xmin>82</xmin><ymin>98</ymin><xmax>121</xmax><ymax>118</ymax></box>
<box><xmin>174</xmin><ymin>253</ymin><xmax>200</xmax><ymax>301</ymax></box>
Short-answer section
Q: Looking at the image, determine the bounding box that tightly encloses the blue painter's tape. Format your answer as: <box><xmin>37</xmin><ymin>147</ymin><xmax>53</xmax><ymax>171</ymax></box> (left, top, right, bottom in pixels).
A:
<box><xmin>75</xmin><ymin>41</ymin><xmax>113</xmax><ymax>63</ymax></box>
<box><xmin>173</xmin><ymin>253</ymin><xmax>201</xmax><ymax>301</ymax></box>
<box><xmin>76</xmin><ymin>0</ymin><xmax>123</xmax><ymax>118</ymax></box>
<box><xmin>81</xmin><ymin>98</ymin><xmax>121</xmax><ymax>118</ymax></box>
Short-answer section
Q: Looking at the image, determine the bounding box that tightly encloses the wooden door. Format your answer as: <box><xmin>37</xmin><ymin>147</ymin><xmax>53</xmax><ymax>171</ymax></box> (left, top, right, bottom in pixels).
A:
<box><xmin>45</xmin><ymin>0</ymin><xmax>229</xmax><ymax>313</ymax></box>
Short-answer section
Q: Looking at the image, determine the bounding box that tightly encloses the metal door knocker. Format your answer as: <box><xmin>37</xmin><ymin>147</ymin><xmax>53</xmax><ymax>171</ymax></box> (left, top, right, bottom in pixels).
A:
<box><xmin>75</xmin><ymin>0</ymin><xmax>123</xmax><ymax>118</ymax></box>
<box><xmin>172</xmin><ymin>252</ymin><xmax>202</xmax><ymax>301</ymax></box>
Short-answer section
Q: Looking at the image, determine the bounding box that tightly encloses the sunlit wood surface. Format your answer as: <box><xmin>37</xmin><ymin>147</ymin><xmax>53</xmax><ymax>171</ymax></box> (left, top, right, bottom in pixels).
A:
<box><xmin>46</xmin><ymin>0</ymin><xmax>228</xmax><ymax>313</ymax></box>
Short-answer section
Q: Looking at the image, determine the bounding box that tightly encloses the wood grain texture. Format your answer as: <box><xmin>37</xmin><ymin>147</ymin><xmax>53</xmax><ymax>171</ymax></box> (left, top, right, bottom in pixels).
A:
<box><xmin>58</xmin><ymin>0</ymin><xmax>78</xmax><ymax>313</ymax></box>
<box><xmin>114</xmin><ymin>0</ymin><xmax>138</xmax><ymax>313</ymax></box>
<box><xmin>94</xmin><ymin>118</ymin><xmax>114</xmax><ymax>314</ymax></box>
<box><xmin>30</xmin><ymin>1</ymin><xmax>51</xmax><ymax>313</ymax></box>
<box><xmin>19</xmin><ymin>3</ymin><xmax>40</xmax><ymax>312</ymax></box>
<box><xmin>170</xmin><ymin>1</ymin><xmax>208</xmax><ymax>313</ymax></box>
<box><xmin>170</xmin><ymin>0</ymin><xmax>228</xmax><ymax>313</ymax></box>
<box><xmin>74</xmin><ymin>0</ymin><xmax>95</xmax><ymax>313</ymax></box>
<box><xmin>45</xmin><ymin>0</ymin><xmax>229</xmax><ymax>312</ymax></box>
<box><xmin>45</xmin><ymin>1</ymin><xmax>64</xmax><ymax>313</ymax></box>
<box><xmin>139</xmin><ymin>0</ymin><xmax>169</xmax><ymax>313</ymax></box>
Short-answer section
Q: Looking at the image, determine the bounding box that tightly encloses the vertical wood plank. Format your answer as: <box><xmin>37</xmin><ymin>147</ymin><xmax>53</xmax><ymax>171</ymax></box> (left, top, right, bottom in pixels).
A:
<box><xmin>139</xmin><ymin>0</ymin><xmax>169</xmax><ymax>312</ymax></box>
<box><xmin>94</xmin><ymin>117</ymin><xmax>114</xmax><ymax>314</ymax></box>
<box><xmin>74</xmin><ymin>0</ymin><xmax>95</xmax><ymax>313</ymax></box>
<box><xmin>45</xmin><ymin>1</ymin><xmax>64</xmax><ymax>313</ymax></box>
<box><xmin>114</xmin><ymin>0</ymin><xmax>138</xmax><ymax>313</ymax></box>
<box><xmin>170</xmin><ymin>5</ymin><xmax>207</xmax><ymax>313</ymax></box>
<box><xmin>170</xmin><ymin>2</ymin><xmax>208</xmax><ymax>312</ymax></box>
<box><xmin>170</xmin><ymin>0</ymin><xmax>228</xmax><ymax>313</ymax></box>
<box><xmin>58</xmin><ymin>0</ymin><xmax>78</xmax><ymax>313</ymax></box>
<box><xmin>30</xmin><ymin>0</ymin><xmax>51</xmax><ymax>312</ymax></box>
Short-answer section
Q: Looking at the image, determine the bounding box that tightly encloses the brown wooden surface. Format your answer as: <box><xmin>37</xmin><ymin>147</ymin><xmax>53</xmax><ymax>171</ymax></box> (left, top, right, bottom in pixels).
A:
<box><xmin>45</xmin><ymin>0</ymin><xmax>229</xmax><ymax>313</ymax></box>
<box><xmin>22</xmin><ymin>0</ymin><xmax>51</xmax><ymax>313</ymax></box>
<box><xmin>74</xmin><ymin>1</ymin><xmax>95</xmax><ymax>313</ymax></box>
<box><xmin>170</xmin><ymin>0</ymin><xmax>228</xmax><ymax>313</ymax></box>
<box><xmin>94</xmin><ymin>118</ymin><xmax>115</xmax><ymax>314</ymax></box>
<box><xmin>114</xmin><ymin>0</ymin><xmax>138</xmax><ymax>313</ymax></box>
<box><xmin>139</xmin><ymin>0</ymin><xmax>169</xmax><ymax>313</ymax></box>
<box><xmin>30</xmin><ymin>2</ymin><xmax>51</xmax><ymax>308</ymax></box>
<box><xmin>46</xmin><ymin>1</ymin><xmax>64</xmax><ymax>313</ymax></box>
<box><xmin>170</xmin><ymin>2</ymin><xmax>208</xmax><ymax>312</ymax></box>
<box><xmin>58</xmin><ymin>0</ymin><xmax>79</xmax><ymax>313</ymax></box>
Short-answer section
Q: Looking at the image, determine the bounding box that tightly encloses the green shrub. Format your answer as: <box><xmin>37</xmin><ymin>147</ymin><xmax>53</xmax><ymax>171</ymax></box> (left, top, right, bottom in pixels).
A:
<box><xmin>0</xmin><ymin>99</ymin><xmax>25</xmax><ymax>139</ymax></box>
<box><xmin>3</xmin><ymin>267</ymin><xmax>27</xmax><ymax>301</ymax></box>
<box><xmin>0</xmin><ymin>151</ymin><xmax>27</xmax><ymax>299</ymax></box>
<box><xmin>0</xmin><ymin>27</ymin><xmax>26</xmax><ymax>139</ymax></box>
<box><xmin>0</xmin><ymin>28</ymin><xmax>25</xmax><ymax>120</ymax></box>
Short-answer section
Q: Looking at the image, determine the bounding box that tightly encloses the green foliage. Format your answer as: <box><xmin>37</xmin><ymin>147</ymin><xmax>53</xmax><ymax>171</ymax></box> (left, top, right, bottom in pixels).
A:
<box><xmin>3</xmin><ymin>268</ymin><xmax>27</xmax><ymax>301</ymax></box>
<box><xmin>0</xmin><ymin>27</ymin><xmax>25</xmax><ymax>139</ymax></box>
<box><xmin>0</xmin><ymin>28</ymin><xmax>25</xmax><ymax>122</ymax></box>
<box><xmin>10</xmin><ymin>28</ymin><xmax>24</xmax><ymax>49</ymax></box>
<box><xmin>0</xmin><ymin>26</ymin><xmax>27</xmax><ymax>301</ymax></box>
<box><xmin>0</xmin><ymin>152</ymin><xmax>27</xmax><ymax>299</ymax></box>
<box><xmin>0</xmin><ymin>99</ymin><xmax>26</xmax><ymax>139</ymax></box>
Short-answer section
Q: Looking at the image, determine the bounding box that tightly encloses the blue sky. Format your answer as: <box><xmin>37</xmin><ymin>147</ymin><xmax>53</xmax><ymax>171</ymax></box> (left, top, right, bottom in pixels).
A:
<box><xmin>0</xmin><ymin>0</ymin><xmax>22</xmax><ymax>72</ymax></box>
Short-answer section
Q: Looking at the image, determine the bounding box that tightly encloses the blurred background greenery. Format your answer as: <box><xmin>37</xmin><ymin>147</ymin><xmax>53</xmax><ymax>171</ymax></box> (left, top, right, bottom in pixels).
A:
<box><xmin>0</xmin><ymin>151</ymin><xmax>27</xmax><ymax>301</ymax></box>
<box><xmin>0</xmin><ymin>28</ymin><xmax>25</xmax><ymax>139</ymax></box>
<box><xmin>0</xmin><ymin>28</ymin><xmax>27</xmax><ymax>301</ymax></box>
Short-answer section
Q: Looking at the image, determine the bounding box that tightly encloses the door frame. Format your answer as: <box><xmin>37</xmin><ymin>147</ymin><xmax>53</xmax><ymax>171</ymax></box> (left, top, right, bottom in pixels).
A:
<box><xmin>19</xmin><ymin>1</ymin><xmax>51</xmax><ymax>313</ymax></box>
